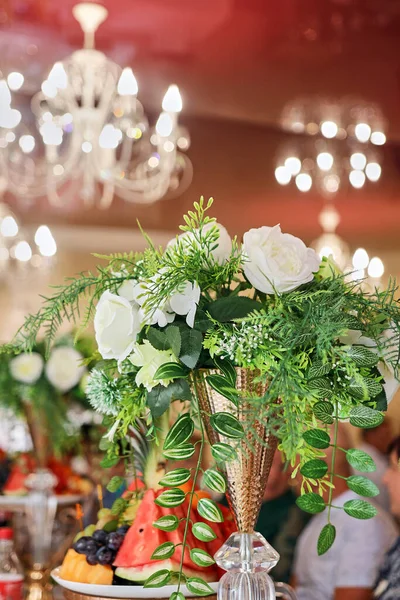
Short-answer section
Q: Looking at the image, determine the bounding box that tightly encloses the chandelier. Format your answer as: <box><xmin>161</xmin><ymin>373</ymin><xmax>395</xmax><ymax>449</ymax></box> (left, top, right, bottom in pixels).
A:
<box><xmin>0</xmin><ymin>2</ymin><xmax>192</xmax><ymax>208</ymax></box>
<box><xmin>275</xmin><ymin>97</ymin><xmax>386</xmax><ymax>195</ymax></box>
<box><xmin>312</xmin><ymin>203</ymin><xmax>385</xmax><ymax>288</ymax></box>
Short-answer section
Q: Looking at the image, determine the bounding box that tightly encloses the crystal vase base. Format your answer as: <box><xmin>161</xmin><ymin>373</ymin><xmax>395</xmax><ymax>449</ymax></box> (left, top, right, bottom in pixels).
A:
<box><xmin>215</xmin><ymin>532</ymin><xmax>279</xmax><ymax>600</ymax></box>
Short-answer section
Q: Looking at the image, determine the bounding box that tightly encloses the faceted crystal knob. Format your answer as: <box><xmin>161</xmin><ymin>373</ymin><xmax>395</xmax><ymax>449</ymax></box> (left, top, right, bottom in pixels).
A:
<box><xmin>215</xmin><ymin>532</ymin><xmax>280</xmax><ymax>573</ymax></box>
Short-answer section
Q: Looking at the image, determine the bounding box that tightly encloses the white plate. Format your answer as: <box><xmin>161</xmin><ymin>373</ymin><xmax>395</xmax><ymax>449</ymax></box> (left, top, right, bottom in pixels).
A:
<box><xmin>51</xmin><ymin>568</ymin><xmax>218</xmax><ymax>599</ymax></box>
<box><xmin>0</xmin><ymin>495</ymin><xmax>83</xmax><ymax>512</ymax></box>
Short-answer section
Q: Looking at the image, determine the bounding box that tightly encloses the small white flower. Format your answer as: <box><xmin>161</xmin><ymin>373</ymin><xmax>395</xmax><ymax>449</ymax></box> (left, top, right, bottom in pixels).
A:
<box><xmin>45</xmin><ymin>346</ymin><xmax>86</xmax><ymax>393</ymax></box>
<box><xmin>9</xmin><ymin>352</ymin><xmax>44</xmax><ymax>385</ymax></box>
<box><xmin>129</xmin><ymin>341</ymin><xmax>178</xmax><ymax>392</ymax></box>
<box><xmin>168</xmin><ymin>222</ymin><xmax>232</xmax><ymax>265</ymax></box>
<box><xmin>242</xmin><ymin>225</ymin><xmax>320</xmax><ymax>294</ymax></box>
<box><xmin>103</xmin><ymin>419</ymin><xmax>121</xmax><ymax>442</ymax></box>
<box><xmin>118</xmin><ymin>280</ymin><xmax>138</xmax><ymax>303</ymax></box>
<box><xmin>94</xmin><ymin>290</ymin><xmax>142</xmax><ymax>361</ymax></box>
<box><xmin>132</xmin><ymin>278</ymin><xmax>175</xmax><ymax>328</ymax></box>
<box><xmin>170</xmin><ymin>281</ymin><xmax>201</xmax><ymax>328</ymax></box>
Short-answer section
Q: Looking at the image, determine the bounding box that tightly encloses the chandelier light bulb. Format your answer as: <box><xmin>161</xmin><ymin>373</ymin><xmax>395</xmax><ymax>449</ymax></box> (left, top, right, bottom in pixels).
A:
<box><xmin>354</xmin><ymin>123</ymin><xmax>371</xmax><ymax>143</ymax></box>
<box><xmin>41</xmin><ymin>80</ymin><xmax>58</xmax><ymax>99</ymax></box>
<box><xmin>319</xmin><ymin>246</ymin><xmax>334</xmax><ymax>259</ymax></box>
<box><xmin>99</xmin><ymin>124</ymin><xmax>122</xmax><ymax>149</ymax></box>
<box><xmin>34</xmin><ymin>225</ymin><xmax>52</xmax><ymax>247</ymax></box>
<box><xmin>117</xmin><ymin>68</ymin><xmax>138</xmax><ymax>96</ymax></box>
<box><xmin>0</xmin><ymin>80</ymin><xmax>12</xmax><ymax>108</ymax></box>
<box><xmin>320</xmin><ymin>121</ymin><xmax>338</xmax><ymax>139</ymax></box>
<box><xmin>349</xmin><ymin>170</ymin><xmax>365</xmax><ymax>189</ymax></box>
<box><xmin>0</xmin><ymin>215</ymin><xmax>18</xmax><ymax>237</ymax></box>
<box><xmin>284</xmin><ymin>157</ymin><xmax>301</xmax><ymax>175</ymax></box>
<box><xmin>368</xmin><ymin>257</ymin><xmax>384</xmax><ymax>278</ymax></box>
<box><xmin>365</xmin><ymin>162</ymin><xmax>381</xmax><ymax>182</ymax></box>
<box><xmin>350</xmin><ymin>153</ymin><xmax>367</xmax><ymax>170</ymax></box>
<box><xmin>0</xmin><ymin>108</ymin><xmax>22</xmax><ymax>130</ymax></box>
<box><xmin>295</xmin><ymin>173</ymin><xmax>312</xmax><ymax>192</ymax></box>
<box><xmin>370</xmin><ymin>131</ymin><xmax>386</xmax><ymax>146</ymax></box>
<box><xmin>7</xmin><ymin>72</ymin><xmax>24</xmax><ymax>92</ymax></box>
<box><xmin>48</xmin><ymin>62</ymin><xmax>68</xmax><ymax>90</ymax></box>
<box><xmin>156</xmin><ymin>112</ymin><xmax>173</xmax><ymax>137</ymax></box>
<box><xmin>275</xmin><ymin>166</ymin><xmax>291</xmax><ymax>185</ymax></box>
<box><xmin>352</xmin><ymin>248</ymin><xmax>369</xmax><ymax>270</ymax></box>
<box><xmin>19</xmin><ymin>135</ymin><xmax>35</xmax><ymax>154</ymax></box>
<box><xmin>323</xmin><ymin>174</ymin><xmax>340</xmax><ymax>193</ymax></box>
<box><xmin>317</xmin><ymin>152</ymin><xmax>334</xmax><ymax>171</ymax></box>
<box><xmin>40</xmin><ymin>122</ymin><xmax>63</xmax><ymax>146</ymax></box>
<box><xmin>162</xmin><ymin>85</ymin><xmax>182</xmax><ymax>113</ymax></box>
<box><xmin>14</xmin><ymin>240</ymin><xmax>32</xmax><ymax>262</ymax></box>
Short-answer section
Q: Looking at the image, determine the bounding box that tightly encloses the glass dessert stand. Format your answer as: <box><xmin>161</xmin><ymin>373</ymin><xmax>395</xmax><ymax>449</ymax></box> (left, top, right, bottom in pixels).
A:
<box><xmin>0</xmin><ymin>469</ymin><xmax>83</xmax><ymax>600</ymax></box>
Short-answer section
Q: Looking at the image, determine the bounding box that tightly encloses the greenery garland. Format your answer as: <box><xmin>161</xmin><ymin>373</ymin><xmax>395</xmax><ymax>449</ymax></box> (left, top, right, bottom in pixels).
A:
<box><xmin>2</xmin><ymin>197</ymin><xmax>400</xmax><ymax>597</ymax></box>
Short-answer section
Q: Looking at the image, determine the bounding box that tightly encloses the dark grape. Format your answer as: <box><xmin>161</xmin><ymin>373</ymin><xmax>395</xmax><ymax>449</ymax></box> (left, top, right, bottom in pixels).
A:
<box><xmin>107</xmin><ymin>532</ymin><xmax>124</xmax><ymax>551</ymax></box>
<box><xmin>116</xmin><ymin>525</ymin><xmax>129</xmax><ymax>535</ymax></box>
<box><xmin>86</xmin><ymin>553</ymin><xmax>98</xmax><ymax>566</ymax></box>
<box><xmin>85</xmin><ymin>540</ymin><xmax>99</xmax><ymax>555</ymax></box>
<box><xmin>73</xmin><ymin>536</ymin><xmax>92</xmax><ymax>554</ymax></box>
<box><xmin>96</xmin><ymin>546</ymin><xmax>115</xmax><ymax>566</ymax></box>
<box><xmin>92</xmin><ymin>530</ymin><xmax>108</xmax><ymax>545</ymax></box>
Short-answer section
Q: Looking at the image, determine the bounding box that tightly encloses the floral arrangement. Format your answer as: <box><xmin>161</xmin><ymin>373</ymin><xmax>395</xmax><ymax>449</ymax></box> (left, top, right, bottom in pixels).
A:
<box><xmin>0</xmin><ymin>333</ymin><xmax>96</xmax><ymax>453</ymax></box>
<box><xmin>3</xmin><ymin>198</ymin><xmax>400</xmax><ymax>597</ymax></box>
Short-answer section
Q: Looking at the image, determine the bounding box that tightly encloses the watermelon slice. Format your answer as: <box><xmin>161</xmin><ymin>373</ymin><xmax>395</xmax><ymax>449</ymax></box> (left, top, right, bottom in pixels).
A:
<box><xmin>114</xmin><ymin>489</ymin><xmax>219</xmax><ymax>583</ymax></box>
<box><xmin>3</xmin><ymin>467</ymin><xmax>27</xmax><ymax>496</ymax></box>
<box><xmin>114</xmin><ymin>490</ymin><xmax>168</xmax><ymax>569</ymax></box>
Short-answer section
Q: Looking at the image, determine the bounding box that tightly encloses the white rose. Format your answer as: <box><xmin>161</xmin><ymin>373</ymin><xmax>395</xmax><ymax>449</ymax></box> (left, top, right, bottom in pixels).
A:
<box><xmin>45</xmin><ymin>346</ymin><xmax>86</xmax><ymax>393</ymax></box>
<box><xmin>168</xmin><ymin>222</ymin><xmax>232</xmax><ymax>265</ymax></box>
<box><xmin>94</xmin><ymin>290</ymin><xmax>142</xmax><ymax>361</ymax></box>
<box><xmin>170</xmin><ymin>281</ymin><xmax>201</xmax><ymax>328</ymax></box>
<box><xmin>242</xmin><ymin>225</ymin><xmax>321</xmax><ymax>294</ymax></box>
<box><xmin>9</xmin><ymin>352</ymin><xmax>44</xmax><ymax>385</ymax></box>
<box><xmin>129</xmin><ymin>341</ymin><xmax>178</xmax><ymax>392</ymax></box>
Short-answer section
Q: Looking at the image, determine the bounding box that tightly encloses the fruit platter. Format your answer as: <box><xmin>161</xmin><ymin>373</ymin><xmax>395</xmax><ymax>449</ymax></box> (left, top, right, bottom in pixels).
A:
<box><xmin>53</xmin><ymin>480</ymin><xmax>234</xmax><ymax>598</ymax></box>
<box><xmin>0</xmin><ymin>452</ymin><xmax>92</xmax><ymax>501</ymax></box>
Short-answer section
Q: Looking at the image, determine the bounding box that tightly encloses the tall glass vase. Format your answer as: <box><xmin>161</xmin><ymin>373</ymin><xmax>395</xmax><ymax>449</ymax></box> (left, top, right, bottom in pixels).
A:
<box><xmin>194</xmin><ymin>368</ymin><xmax>280</xmax><ymax>600</ymax></box>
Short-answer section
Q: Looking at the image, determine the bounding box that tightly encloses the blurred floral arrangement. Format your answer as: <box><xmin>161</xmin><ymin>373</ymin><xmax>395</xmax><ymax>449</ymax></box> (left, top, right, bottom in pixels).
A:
<box><xmin>3</xmin><ymin>198</ymin><xmax>400</xmax><ymax>598</ymax></box>
<box><xmin>0</xmin><ymin>333</ymin><xmax>96</xmax><ymax>456</ymax></box>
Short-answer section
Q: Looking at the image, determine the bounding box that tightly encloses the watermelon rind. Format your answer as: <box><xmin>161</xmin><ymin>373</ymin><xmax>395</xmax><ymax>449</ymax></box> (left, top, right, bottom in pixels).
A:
<box><xmin>115</xmin><ymin>560</ymin><xmax>215</xmax><ymax>583</ymax></box>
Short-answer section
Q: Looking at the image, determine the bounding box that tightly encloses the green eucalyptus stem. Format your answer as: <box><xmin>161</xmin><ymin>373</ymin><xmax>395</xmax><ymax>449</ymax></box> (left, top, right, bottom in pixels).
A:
<box><xmin>327</xmin><ymin>400</ymin><xmax>339</xmax><ymax>523</ymax></box>
<box><xmin>176</xmin><ymin>372</ymin><xmax>206</xmax><ymax>594</ymax></box>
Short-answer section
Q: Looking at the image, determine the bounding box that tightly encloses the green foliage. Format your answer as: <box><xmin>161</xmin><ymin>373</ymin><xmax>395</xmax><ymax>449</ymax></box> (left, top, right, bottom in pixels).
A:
<box><xmin>346</xmin><ymin>475</ymin><xmax>379</xmax><ymax>497</ymax></box>
<box><xmin>346</xmin><ymin>449</ymin><xmax>376</xmax><ymax>473</ymax></box>
<box><xmin>317</xmin><ymin>524</ymin><xmax>336</xmax><ymax>556</ymax></box>
<box><xmin>343</xmin><ymin>499</ymin><xmax>377</xmax><ymax>519</ymax></box>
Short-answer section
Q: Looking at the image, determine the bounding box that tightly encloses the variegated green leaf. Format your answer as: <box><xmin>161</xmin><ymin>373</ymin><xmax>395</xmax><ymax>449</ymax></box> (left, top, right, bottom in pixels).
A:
<box><xmin>151</xmin><ymin>542</ymin><xmax>175</xmax><ymax>560</ymax></box>
<box><xmin>159</xmin><ymin>468</ymin><xmax>191</xmax><ymax>488</ymax></box>
<box><xmin>203</xmin><ymin>468</ymin><xmax>227</xmax><ymax>494</ymax></box>
<box><xmin>143</xmin><ymin>569</ymin><xmax>171</xmax><ymax>588</ymax></box>
<box><xmin>210</xmin><ymin>412</ymin><xmax>244</xmax><ymax>439</ymax></box>
<box><xmin>153</xmin><ymin>515</ymin><xmax>180</xmax><ymax>532</ymax></box>
<box><xmin>347</xmin><ymin>346</ymin><xmax>379</xmax><ymax>368</ymax></box>
<box><xmin>192</xmin><ymin>522</ymin><xmax>217</xmax><ymax>542</ymax></box>
<box><xmin>349</xmin><ymin>406</ymin><xmax>384</xmax><ymax>429</ymax></box>
<box><xmin>197</xmin><ymin>498</ymin><xmax>223</xmax><ymax>523</ymax></box>
<box><xmin>154</xmin><ymin>362</ymin><xmax>188</xmax><ymax>380</ymax></box>
<box><xmin>190</xmin><ymin>548</ymin><xmax>215</xmax><ymax>568</ymax></box>
<box><xmin>211</xmin><ymin>442</ymin><xmax>237</xmax><ymax>463</ymax></box>
<box><xmin>186</xmin><ymin>577</ymin><xmax>215</xmax><ymax>596</ymax></box>
<box><xmin>163</xmin><ymin>444</ymin><xmax>195</xmax><ymax>461</ymax></box>
<box><xmin>169</xmin><ymin>593</ymin><xmax>185</xmax><ymax>600</ymax></box>
<box><xmin>155</xmin><ymin>489</ymin><xmax>186</xmax><ymax>508</ymax></box>
<box><xmin>164</xmin><ymin>414</ymin><xmax>194</xmax><ymax>450</ymax></box>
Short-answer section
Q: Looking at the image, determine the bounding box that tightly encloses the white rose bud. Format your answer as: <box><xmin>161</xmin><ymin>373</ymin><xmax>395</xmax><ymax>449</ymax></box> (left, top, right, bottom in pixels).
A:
<box><xmin>167</xmin><ymin>222</ymin><xmax>232</xmax><ymax>265</ymax></box>
<box><xmin>45</xmin><ymin>346</ymin><xmax>86</xmax><ymax>393</ymax></box>
<box><xmin>9</xmin><ymin>352</ymin><xmax>44</xmax><ymax>385</ymax></box>
<box><xmin>94</xmin><ymin>290</ymin><xmax>142</xmax><ymax>361</ymax></box>
<box><xmin>242</xmin><ymin>225</ymin><xmax>321</xmax><ymax>294</ymax></box>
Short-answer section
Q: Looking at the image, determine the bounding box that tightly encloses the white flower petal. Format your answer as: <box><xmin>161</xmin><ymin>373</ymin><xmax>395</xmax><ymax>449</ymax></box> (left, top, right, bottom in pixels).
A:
<box><xmin>9</xmin><ymin>352</ymin><xmax>44</xmax><ymax>385</ymax></box>
<box><xmin>95</xmin><ymin>290</ymin><xmax>141</xmax><ymax>361</ymax></box>
<box><xmin>45</xmin><ymin>346</ymin><xmax>86</xmax><ymax>393</ymax></box>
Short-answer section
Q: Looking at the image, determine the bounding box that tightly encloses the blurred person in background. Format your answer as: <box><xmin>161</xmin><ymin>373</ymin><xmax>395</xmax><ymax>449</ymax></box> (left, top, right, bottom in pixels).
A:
<box><xmin>373</xmin><ymin>436</ymin><xmax>400</xmax><ymax>599</ymax></box>
<box><xmin>293</xmin><ymin>424</ymin><xmax>398</xmax><ymax>600</ymax></box>
<box><xmin>354</xmin><ymin>418</ymin><xmax>393</xmax><ymax>512</ymax></box>
<box><xmin>257</xmin><ymin>451</ymin><xmax>309</xmax><ymax>583</ymax></box>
